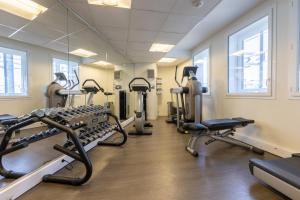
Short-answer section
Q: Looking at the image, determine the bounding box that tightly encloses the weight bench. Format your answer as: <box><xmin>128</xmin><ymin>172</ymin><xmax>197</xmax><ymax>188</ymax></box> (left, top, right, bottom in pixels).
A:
<box><xmin>184</xmin><ymin>117</ymin><xmax>264</xmax><ymax>157</ymax></box>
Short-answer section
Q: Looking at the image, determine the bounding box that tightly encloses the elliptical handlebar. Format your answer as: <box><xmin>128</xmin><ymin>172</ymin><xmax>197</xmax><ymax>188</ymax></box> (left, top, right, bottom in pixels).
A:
<box><xmin>175</xmin><ymin>65</ymin><xmax>180</xmax><ymax>87</ymax></box>
<box><xmin>128</xmin><ymin>77</ymin><xmax>151</xmax><ymax>92</ymax></box>
<box><xmin>69</xmin><ymin>70</ymin><xmax>80</xmax><ymax>90</ymax></box>
<box><xmin>82</xmin><ymin>79</ymin><xmax>105</xmax><ymax>93</ymax></box>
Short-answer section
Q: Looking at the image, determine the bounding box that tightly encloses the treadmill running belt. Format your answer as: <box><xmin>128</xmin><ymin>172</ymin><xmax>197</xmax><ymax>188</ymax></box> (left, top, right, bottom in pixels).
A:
<box><xmin>249</xmin><ymin>157</ymin><xmax>300</xmax><ymax>189</ymax></box>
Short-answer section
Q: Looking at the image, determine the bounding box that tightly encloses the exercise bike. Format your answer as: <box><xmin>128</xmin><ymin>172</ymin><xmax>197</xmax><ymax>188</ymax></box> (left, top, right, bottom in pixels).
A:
<box><xmin>128</xmin><ymin>77</ymin><xmax>153</xmax><ymax>136</ymax></box>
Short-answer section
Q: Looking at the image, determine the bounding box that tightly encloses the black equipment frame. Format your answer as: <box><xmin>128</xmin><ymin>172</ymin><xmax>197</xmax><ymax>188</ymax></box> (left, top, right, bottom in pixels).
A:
<box><xmin>0</xmin><ymin>115</ymin><xmax>93</xmax><ymax>186</ymax></box>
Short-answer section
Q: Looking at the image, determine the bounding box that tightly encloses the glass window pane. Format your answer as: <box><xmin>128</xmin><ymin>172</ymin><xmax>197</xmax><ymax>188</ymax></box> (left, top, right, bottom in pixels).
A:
<box><xmin>0</xmin><ymin>47</ymin><xmax>27</xmax><ymax>96</ymax></box>
<box><xmin>228</xmin><ymin>16</ymin><xmax>269</xmax><ymax>94</ymax></box>
<box><xmin>193</xmin><ymin>48</ymin><xmax>209</xmax><ymax>88</ymax></box>
<box><xmin>0</xmin><ymin>53</ymin><xmax>4</xmax><ymax>94</ymax></box>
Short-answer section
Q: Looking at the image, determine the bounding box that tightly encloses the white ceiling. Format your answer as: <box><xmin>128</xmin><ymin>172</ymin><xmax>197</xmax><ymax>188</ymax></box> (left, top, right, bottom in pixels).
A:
<box><xmin>61</xmin><ymin>0</ymin><xmax>222</xmax><ymax>63</ymax></box>
<box><xmin>0</xmin><ymin>0</ymin><xmax>264</xmax><ymax>65</ymax></box>
<box><xmin>167</xmin><ymin>0</ymin><xmax>264</xmax><ymax>59</ymax></box>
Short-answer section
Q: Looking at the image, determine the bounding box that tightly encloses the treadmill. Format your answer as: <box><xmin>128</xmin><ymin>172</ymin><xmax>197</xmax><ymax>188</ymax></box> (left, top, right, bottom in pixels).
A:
<box><xmin>249</xmin><ymin>155</ymin><xmax>300</xmax><ymax>199</ymax></box>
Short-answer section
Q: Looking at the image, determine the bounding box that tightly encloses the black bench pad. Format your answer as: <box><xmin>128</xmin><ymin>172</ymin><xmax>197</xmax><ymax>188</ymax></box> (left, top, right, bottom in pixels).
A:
<box><xmin>183</xmin><ymin>123</ymin><xmax>207</xmax><ymax>131</ymax></box>
<box><xmin>249</xmin><ymin>157</ymin><xmax>300</xmax><ymax>189</ymax></box>
<box><xmin>202</xmin><ymin>118</ymin><xmax>254</xmax><ymax>131</ymax></box>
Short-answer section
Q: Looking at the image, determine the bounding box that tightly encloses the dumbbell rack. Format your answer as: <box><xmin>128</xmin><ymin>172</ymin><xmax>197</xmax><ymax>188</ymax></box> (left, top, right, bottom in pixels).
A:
<box><xmin>0</xmin><ymin>105</ymin><xmax>130</xmax><ymax>199</ymax></box>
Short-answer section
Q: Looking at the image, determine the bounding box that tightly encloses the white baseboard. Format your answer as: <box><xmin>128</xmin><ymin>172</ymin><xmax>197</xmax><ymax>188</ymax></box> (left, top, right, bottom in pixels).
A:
<box><xmin>232</xmin><ymin>132</ymin><xmax>293</xmax><ymax>158</ymax></box>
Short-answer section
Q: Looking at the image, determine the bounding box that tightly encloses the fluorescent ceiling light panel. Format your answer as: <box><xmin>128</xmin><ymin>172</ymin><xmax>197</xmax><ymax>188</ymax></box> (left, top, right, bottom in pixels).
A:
<box><xmin>70</xmin><ymin>49</ymin><xmax>97</xmax><ymax>58</ymax></box>
<box><xmin>0</xmin><ymin>0</ymin><xmax>47</xmax><ymax>20</ymax></box>
<box><xmin>93</xmin><ymin>60</ymin><xmax>111</xmax><ymax>66</ymax></box>
<box><xmin>149</xmin><ymin>43</ymin><xmax>175</xmax><ymax>53</ymax></box>
<box><xmin>88</xmin><ymin>0</ymin><xmax>131</xmax><ymax>9</ymax></box>
<box><xmin>158</xmin><ymin>57</ymin><xmax>176</xmax><ymax>63</ymax></box>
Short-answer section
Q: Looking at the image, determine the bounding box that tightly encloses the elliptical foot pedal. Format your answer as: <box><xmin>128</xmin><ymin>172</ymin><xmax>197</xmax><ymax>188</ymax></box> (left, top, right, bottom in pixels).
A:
<box><xmin>185</xmin><ymin>146</ymin><xmax>198</xmax><ymax>157</ymax></box>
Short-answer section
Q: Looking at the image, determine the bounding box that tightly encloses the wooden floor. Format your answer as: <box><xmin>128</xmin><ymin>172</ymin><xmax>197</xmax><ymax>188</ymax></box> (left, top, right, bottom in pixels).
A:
<box><xmin>5</xmin><ymin>117</ymin><xmax>288</xmax><ymax>200</ymax></box>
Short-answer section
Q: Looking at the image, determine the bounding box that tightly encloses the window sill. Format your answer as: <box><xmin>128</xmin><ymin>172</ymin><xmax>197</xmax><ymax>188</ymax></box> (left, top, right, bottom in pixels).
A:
<box><xmin>225</xmin><ymin>93</ymin><xmax>275</xmax><ymax>100</ymax></box>
<box><xmin>0</xmin><ymin>96</ymin><xmax>31</xmax><ymax>101</ymax></box>
<box><xmin>288</xmin><ymin>93</ymin><xmax>300</xmax><ymax>100</ymax></box>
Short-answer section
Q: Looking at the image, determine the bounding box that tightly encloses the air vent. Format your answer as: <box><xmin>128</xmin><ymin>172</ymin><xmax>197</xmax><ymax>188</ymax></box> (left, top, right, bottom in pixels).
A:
<box><xmin>147</xmin><ymin>69</ymin><xmax>155</xmax><ymax>79</ymax></box>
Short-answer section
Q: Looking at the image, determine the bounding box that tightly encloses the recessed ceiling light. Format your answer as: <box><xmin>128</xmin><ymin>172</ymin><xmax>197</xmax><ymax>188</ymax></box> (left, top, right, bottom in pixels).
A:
<box><xmin>93</xmin><ymin>60</ymin><xmax>111</xmax><ymax>66</ymax></box>
<box><xmin>149</xmin><ymin>43</ymin><xmax>175</xmax><ymax>53</ymax></box>
<box><xmin>158</xmin><ymin>57</ymin><xmax>176</xmax><ymax>63</ymax></box>
<box><xmin>192</xmin><ymin>0</ymin><xmax>204</xmax><ymax>8</ymax></box>
<box><xmin>70</xmin><ymin>49</ymin><xmax>97</xmax><ymax>58</ymax></box>
<box><xmin>88</xmin><ymin>0</ymin><xmax>131</xmax><ymax>9</ymax></box>
<box><xmin>0</xmin><ymin>0</ymin><xmax>47</xmax><ymax>21</ymax></box>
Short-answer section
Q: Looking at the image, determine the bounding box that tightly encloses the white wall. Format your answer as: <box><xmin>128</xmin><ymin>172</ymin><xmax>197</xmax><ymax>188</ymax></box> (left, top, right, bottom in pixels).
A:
<box><xmin>157</xmin><ymin>65</ymin><xmax>175</xmax><ymax>117</ymax></box>
<box><xmin>188</xmin><ymin>0</ymin><xmax>299</xmax><ymax>156</ymax></box>
<box><xmin>133</xmin><ymin>63</ymin><xmax>158</xmax><ymax>120</ymax></box>
<box><xmin>0</xmin><ymin>37</ymin><xmax>116</xmax><ymax>116</ymax></box>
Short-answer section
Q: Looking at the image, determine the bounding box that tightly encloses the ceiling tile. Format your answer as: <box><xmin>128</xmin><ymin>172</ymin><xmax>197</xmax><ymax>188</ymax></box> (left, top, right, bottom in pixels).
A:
<box><xmin>128</xmin><ymin>30</ymin><xmax>157</xmax><ymax>42</ymax></box>
<box><xmin>0</xmin><ymin>25</ymin><xmax>17</xmax><ymax>38</ymax></box>
<box><xmin>128</xmin><ymin>54</ymin><xmax>163</xmax><ymax>63</ymax></box>
<box><xmin>23</xmin><ymin>22</ymin><xmax>65</xmax><ymax>41</ymax></box>
<box><xmin>155</xmin><ymin>32</ymin><xmax>185</xmax><ymax>44</ymax></box>
<box><xmin>11</xmin><ymin>31</ymin><xmax>52</xmax><ymax>46</ymax></box>
<box><xmin>127</xmin><ymin>42</ymin><xmax>152</xmax><ymax>51</ymax></box>
<box><xmin>45</xmin><ymin>41</ymin><xmax>69</xmax><ymax>53</ymax></box>
<box><xmin>100</xmin><ymin>26</ymin><xmax>128</xmax><ymax>41</ymax></box>
<box><xmin>130</xmin><ymin>10</ymin><xmax>168</xmax><ymax>31</ymax></box>
<box><xmin>109</xmin><ymin>40</ymin><xmax>127</xmax><ymax>51</ymax></box>
<box><xmin>90</xmin><ymin>6</ymin><xmax>130</xmax><ymax>28</ymax></box>
<box><xmin>0</xmin><ymin>11</ymin><xmax>30</xmax><ymax>30</ymax></box>
<box><xmin>34</xmin><ymin>0</ymin><xmax>58</xmax><ymax>8</ymax></box>
<box><xmin>161</xmin><ymin>14</ymin><xmax>200</xmax><ymax>34</ymax></box>
<box><xmin>171</xmin><ymin>0</ymin><xmax>221</xmax><ymax>16</ymax></box>
<box><xmin>132</xmin><ymin>0</ymin><xmax>176</xmax><ymax>12</ymax></box>
<box><xmin>61</xmin><ymin>1</ymin><xmax>95</xmax><ymax>25</ymax></box>
<box><xmin>127</xmin><ymin>50</ymin><xmax>163</xmax><ymax>59</ymax></box>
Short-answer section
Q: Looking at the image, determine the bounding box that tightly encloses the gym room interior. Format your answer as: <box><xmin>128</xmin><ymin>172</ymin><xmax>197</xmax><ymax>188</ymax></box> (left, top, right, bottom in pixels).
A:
<box><xmin>0</xmin><ymin>0</ymin><xmax>298</xmax><ymax>199</ymax></box>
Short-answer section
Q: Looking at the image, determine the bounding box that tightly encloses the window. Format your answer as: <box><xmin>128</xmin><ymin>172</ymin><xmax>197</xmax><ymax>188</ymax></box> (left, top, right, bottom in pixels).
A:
<box><xmin>0</xmin><ymin>47</ymin><xmax>27</xmax><ymax>96</ymax></box>
<box><xmin>228</xmin><ymin>16</ymin><xmax>270</xmax><ymax>95</ymax></box>
<box><xmin>193</xmin><ymin>48</ymin><xmax>209</xmax><ymax>90</ymax></box>
<box><xmin>52</xmin><ymin>58</ymin><xmax>79</xmax><ymax>89</ymax></box>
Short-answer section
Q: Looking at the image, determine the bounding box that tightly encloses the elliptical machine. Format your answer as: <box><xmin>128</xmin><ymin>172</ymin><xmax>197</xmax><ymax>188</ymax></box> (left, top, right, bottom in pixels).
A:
<box><xmin>128</xmin><ymin>77</ymin><xmax>153</xmax><ymax>135</ymax></box>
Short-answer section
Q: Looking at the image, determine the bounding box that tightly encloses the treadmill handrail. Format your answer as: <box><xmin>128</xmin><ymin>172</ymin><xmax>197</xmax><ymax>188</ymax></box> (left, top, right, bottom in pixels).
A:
<box><xmin>69</xmin><ymin>70</ymin><xmax>80</xmax><ymax>90</ymax></box>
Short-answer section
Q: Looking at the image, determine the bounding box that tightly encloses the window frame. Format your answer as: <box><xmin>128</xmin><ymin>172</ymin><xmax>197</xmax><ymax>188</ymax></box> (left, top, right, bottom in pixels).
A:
<box><xmin>226</xmin><ymin>7</ymin><xmax>275</xmax><ymax>98</ymax></box>
<box><xmin>289</xmin><ymin>0</ymin><xmax>300</xmax><ymax>98</ymax></box>
<box><xmin>0</xmin><ymin>45</ymin><xmax>28</xmax><ymax>98</ymax></box>
<box><xmin>192</xmin><ymin>46</ymin><xmax>211</xmax><ymax>95</ymax></box>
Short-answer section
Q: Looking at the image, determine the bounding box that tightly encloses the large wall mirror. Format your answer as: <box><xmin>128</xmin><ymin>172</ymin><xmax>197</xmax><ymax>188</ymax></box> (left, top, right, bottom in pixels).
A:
<box><xmin>0</xmin><ymin>0</ymin><xmax>134</xmax><ymax>121</ymax></box>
